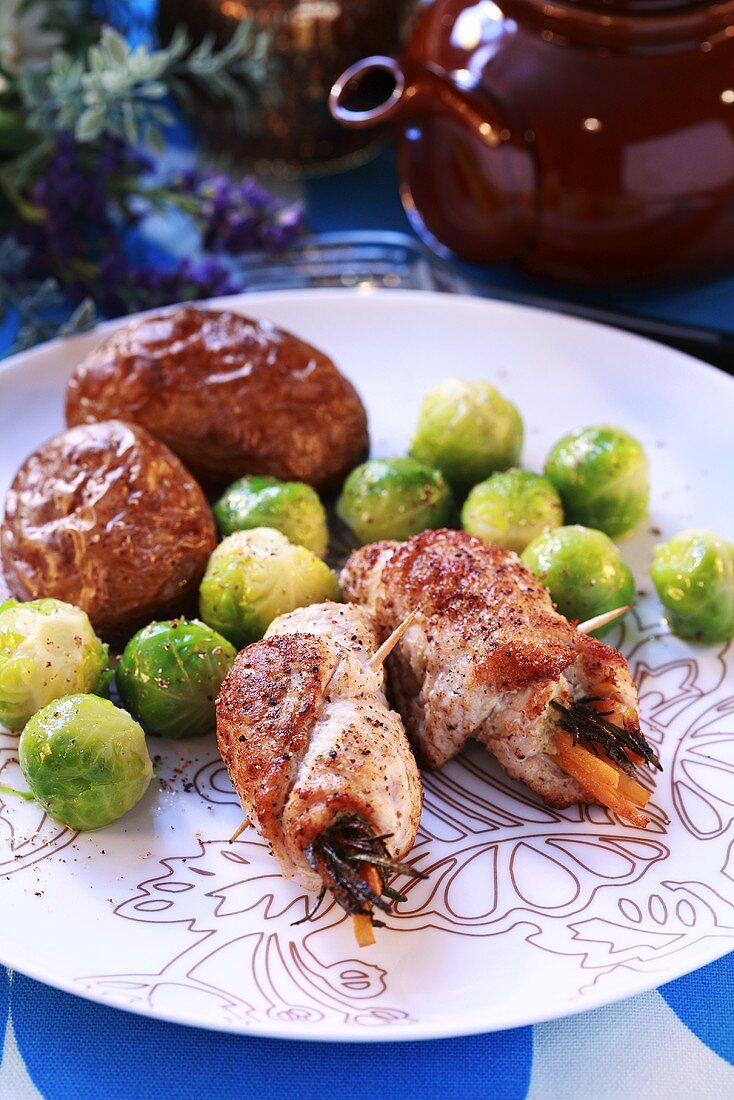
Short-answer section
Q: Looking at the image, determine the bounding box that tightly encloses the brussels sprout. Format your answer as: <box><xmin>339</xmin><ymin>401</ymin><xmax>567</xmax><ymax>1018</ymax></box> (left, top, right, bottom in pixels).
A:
<box><xmin>461</xmin><ymin>469</ymin><xmax>563</xmax><ymax>553</ymax></box>
<box><xmin>0</xmin><ymin>598</ymin><xmax>110</xmax><ymax>731</ymax></box>
<box><xmin>19</xmin><ymin>694</ymin><xmax>153</xmax><ymax>830</ymax></box>
<box><xmin>336</xmin><ymin>457</ymin><xmax>453</xmax><ymax>544</ymax></box>
<box><xmin>521</xmin><ymin>525</ymin><xmax>635</xmax><ymax>634</ymax></box>
<box><xmin>199</xmin><ymin>528</ymin><xmax>340</xmax><ymax>647</ymax></box>
<box><xmin>213</xmin><ymin>476</ymin><xmax>329</xmax><ymax>558</ymax></box>
<box><xmin>410</xmin><ymin>379</ymin><xmax>523</xmax><ymax>491</ymax></box>
<box><xmin>117</xmin><ymin>619</ymin><xmax>237</xmax><ymax>739</ymax></box>
<box><xmin>544</xmin><ymin>425</ymin><xmax>649</xmax><ymax>538</ymax></box>
<box><xmin>651</xmin><ymin>530</ymin><xmax>734</xmax><ymax>643</ymax></box>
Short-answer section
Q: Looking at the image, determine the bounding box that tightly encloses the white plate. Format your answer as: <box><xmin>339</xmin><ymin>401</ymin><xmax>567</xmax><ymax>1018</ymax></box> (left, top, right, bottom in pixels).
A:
<box><xmin>0</xmin><ymin>289</ymin><xmax>733</xmax><ymax>1042</ymax></box>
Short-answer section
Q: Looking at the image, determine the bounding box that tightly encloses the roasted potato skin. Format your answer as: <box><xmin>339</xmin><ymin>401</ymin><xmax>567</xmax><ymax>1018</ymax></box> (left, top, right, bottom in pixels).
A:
<box><xmin>65</xmin><ymin>307</ymin><xmax>370</xmax><ymax>492</ymax></box>
<box><xmin>1</xmin><ymin>420</ymin><xmax>217</xmax><ymax>637</ymax></box>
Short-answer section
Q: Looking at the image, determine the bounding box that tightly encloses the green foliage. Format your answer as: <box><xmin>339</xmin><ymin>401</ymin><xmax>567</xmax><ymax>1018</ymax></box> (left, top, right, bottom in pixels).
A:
<box><xmin>544</xmin><ymin>425</ymin><xmax>649</xmax><ymax>538</ymax></box>
<box><xmin>336</xmin><ymin>457</ymin><xmax>453</xmax><ymax>544</ymax></box>
<box><xmin>461</xmin><ymin>469</ymin><xmax>563</xmax><ymax>553</ymax></box>
<box><xmin>19</xmin><ymin>22</ymin><xmax>272</xmax><ymax>148</ymax></box>
<box><xmin>199</xmin><ymin>528</ymin><xmax>340</xmax><ymax>648</ymax></box>
<box><xmin>117</xmin><ymin>618</ymin><xmax>237</xmax><ymax>739</ymax></box>
<box><xmin>521</xmin><ymin>525</ymin><xmax>635</xmax><ymax>634</ymax></box>
<box><xmin>0</xmin><ymin>10</ymin><xmax>281</xmax><ymax>348</ymax></box>
<box><xmin>0</xmin><ymin>598</ymin><xmax>109</xmax><ymax>730</ymax></box>
<box><xmin>651</xmin><ymin>529</ymin><xmax>734</xmax><ymax>643</ymax></box>
<box><xmin>410</xmin><ymin>379</ymin><xmax>523</xmax><ymax>492</ymax></box>
<box><xmin>214</xmin><ymin>476</ymin><xmax>329</xmax><ymax>558</ymax></box>
<box><xmin>19</xmin><ymin>693</ymin><xmax>153</xmax><ymax>830</ymax></box>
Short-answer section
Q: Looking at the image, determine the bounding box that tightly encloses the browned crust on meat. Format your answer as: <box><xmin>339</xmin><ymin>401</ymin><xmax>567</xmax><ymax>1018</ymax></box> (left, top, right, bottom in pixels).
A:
<box><xmin>572</xmin><ymin>631</ymin><xmax>641</xmax><ymax>730</ymax></box>
<box><xmin>65</xmin><ymin>307</ymin><xmax>369</xmax><ymax>491</ymax></box>
<box><xmin>216</xmin><ymin>634</ymin><xmax>338</xmax><ymax>851</ymax></box>
<box><xmin>367</xmin><ymin>529</ymin><xmax>579</xmax><ymax>692</ymax></box>
<box><xmin>342</xmin><ymin>529</ymin><xmax>649</xmax><ymax>818</ymax></box>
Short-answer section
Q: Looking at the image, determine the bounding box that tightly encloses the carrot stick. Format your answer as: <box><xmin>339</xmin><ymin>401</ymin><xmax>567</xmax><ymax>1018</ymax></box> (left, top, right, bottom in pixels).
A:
<box><xmin>616</xmin><ymin>772</ymin><xmax>651</xmax><ymax>806</ymax></box>
<box><xmin>351</xmin><ymin>865</ymin><xmax>382</xmax><ymax>948</ymax></box>
<box><xmin>352</xmin><ymin>914</ymin><xmax>375</xmax><ymax>948</ymax></box>
<box><xmin>555</xmin><ymin>732</ymin><xmax>620</xmax><ymax>790</ymax></box>
<box><xmin>556</xmin><ymin>729</ymin><xmax>650</xmax><ymax>808</ymax></box>
<box><xmin>554</xmin><ymin>732</ymin><xmax>649</xmax><ymax>828</ymax></box>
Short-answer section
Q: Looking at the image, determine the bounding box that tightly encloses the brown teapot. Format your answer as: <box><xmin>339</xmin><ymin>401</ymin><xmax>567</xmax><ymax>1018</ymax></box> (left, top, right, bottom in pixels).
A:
<box><xmin>329</xmin><ymin>0</ymin><xmax>734</xmax><ymax>283</ymax></box>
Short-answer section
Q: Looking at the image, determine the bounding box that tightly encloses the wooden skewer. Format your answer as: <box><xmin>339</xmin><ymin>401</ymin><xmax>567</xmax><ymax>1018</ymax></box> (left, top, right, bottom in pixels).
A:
<box><xmin>352</xmin><ymin>864</ymin><xmax>382</xmax><ymax>948</ymax></box>
<box><xmin>369</xmin><ymin>609</ymin><xmax>418</xmax><ymax>670</ymax></box>
<box><xmin>228</xmin><ymin>817</ymin><xmax>250</xmax><ymax>844</ymax></box>
<box><xmin>577</xmin><ymin>605</ymin><xmax>630</xmax><ymax>636</ymax></box>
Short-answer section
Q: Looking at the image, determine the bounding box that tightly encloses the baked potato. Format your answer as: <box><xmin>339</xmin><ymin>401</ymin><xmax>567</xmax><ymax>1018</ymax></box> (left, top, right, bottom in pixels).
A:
<box><xmin>65</xmin><ymin>307</ymin><xmax>370</xmax><ymax>492</ymax></box>
<box><xmin>1</xmin><ymin>420</ymin><xmax>217</xmax><ymax>637</ymax></box>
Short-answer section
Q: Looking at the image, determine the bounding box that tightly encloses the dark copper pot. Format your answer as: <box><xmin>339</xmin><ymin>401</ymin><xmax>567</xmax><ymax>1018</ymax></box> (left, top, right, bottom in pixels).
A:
<box><xmin>157</xmin><ymin>0</ymin><xmax>418</xmax><ymax>174</ymax></box>
<box><xmin>330</xmin><ymin>0</ymin><xmax>734</xmax><ymax>283</ymax></box>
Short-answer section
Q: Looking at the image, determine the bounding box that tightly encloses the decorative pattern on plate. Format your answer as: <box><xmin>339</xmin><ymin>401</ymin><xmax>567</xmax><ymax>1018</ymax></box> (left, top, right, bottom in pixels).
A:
<box><xmin>1</xmin><ymin>290</ymin><xmax>734</xmax><ymax>1040</ymax></box>
<box><xmin>18</xmin><ymin>613</ymin><xmax>724</xmax><ymax>1032</ymax></box>
<box><xmin>0</xmin><ymin>732</ymin><xmax>77</xmax><ymax>877</ymax></box>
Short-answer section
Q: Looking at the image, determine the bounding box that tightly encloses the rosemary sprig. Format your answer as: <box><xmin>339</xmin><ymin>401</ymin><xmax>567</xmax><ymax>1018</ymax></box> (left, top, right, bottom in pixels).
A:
<box><xmin>551</xmin><ymin>696</ymin><xmax>661</xmax><ymax>776</ymax></box>
<box><xmin>298</xmin><ymin>815</ymin><xmax>426</xmax><ymax>925</ymax></box>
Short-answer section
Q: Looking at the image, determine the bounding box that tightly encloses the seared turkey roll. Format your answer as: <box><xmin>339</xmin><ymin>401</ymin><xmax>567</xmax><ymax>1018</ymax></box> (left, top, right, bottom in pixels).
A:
<box><xmin>342</xmin><ymin>529</ymin><xmax>660</xmax><ymax>828</ymax></box>
<box><xmin>216</xmin><ymin>602</ymin><xmax>423</xmax><ymax>941</ymax></box>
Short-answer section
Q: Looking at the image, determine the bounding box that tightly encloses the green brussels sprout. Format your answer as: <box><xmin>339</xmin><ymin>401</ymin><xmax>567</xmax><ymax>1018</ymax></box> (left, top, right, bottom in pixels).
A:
<box><xmin>544</xmin><ymin>425</ymin><xmax>649</xmax><ymax>538</ymax></box>
<box><xmin>213</xmin><ymin>476</ymin><xmax>329</xmax><ymax>558</ymax></box>
<box><xmin>117</xmin><ymin>619</ymin><xmax>237</xmax><ymax>739</ymax></box>
<box><xmin>651</xmin><ymin>529</ymin><xmax>734</xmax><ymax>643</ymax></box>
<box><xmin>336</xmin><ymin>457</ymin><xmax>453</xmax><ymax>544</ymax></box>
<box><xmin>199</xmin><ymin>528</ymin><xmax>340</xmax><ymax>647</ymax></box>
<box><xmin>19</xmin><ymin>694</ymin><xmax>153</xmax><ymax>830</ymax></box>
<box><xmin>461</xmin><ymin>469</ymin><xmax>563</xmax><ymax>553</ymax></box>
<box><xmin>521</xmin><ymin>525</ymin><xmax>635</xmax><ymax>634</ymax></box>
<box><xmin>0</xmin><ymin>598</ymin><xmax>110</xmax><ymax>731</ymax></box>
<box><xmin>410</xmin><ymin>379</ymin><xmax>524</xmax><ymax>491</ymax></box>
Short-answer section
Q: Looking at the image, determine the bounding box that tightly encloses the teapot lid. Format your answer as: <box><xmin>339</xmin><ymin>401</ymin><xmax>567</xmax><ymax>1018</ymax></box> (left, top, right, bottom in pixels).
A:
<box><xmin>491</xmin><ymin>0</ymin><xmax>734</xmax><ymax>45</ymax></box>
<box><xmin>562</xmin><ymin>0</ymin><xmax>709</xmax><ymax>9</ymax></box>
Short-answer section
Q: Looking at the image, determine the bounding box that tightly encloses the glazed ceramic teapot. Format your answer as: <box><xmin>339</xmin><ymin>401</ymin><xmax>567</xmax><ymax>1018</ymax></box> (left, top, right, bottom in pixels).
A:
<box><xmin>330</xmin><ymin>0</ymin><xmax>734</xmax><ymax>283</ymax></box>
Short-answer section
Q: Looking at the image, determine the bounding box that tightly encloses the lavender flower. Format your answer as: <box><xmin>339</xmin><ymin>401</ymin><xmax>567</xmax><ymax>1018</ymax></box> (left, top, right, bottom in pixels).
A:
<box><xmin>179</xmin><ymin>170</ymin><xmax>306</xmax><ymax>256</ymax></box>
<box><xmin>7</xmin><ymin>133</ymin><xmax>305</xmax><ymax>344</ymax></box>
<box><xmin>20</xmin><ymin>136</ymin><xmax>239</xmax><ymax>319</ymax></box>
<box><xmin>0</xmin><ymin>7</ymin><xmax>298</xmax><ymax>352</ymax></box>
<box><xmin>95</xmin><ymin>250</ymin><xmax>240</xmax><ymax>315</ymax></box>
<box><xmin>28</xmin><ymin>133</ymin><xmax>153</xmax><ymax>265</ymax></box>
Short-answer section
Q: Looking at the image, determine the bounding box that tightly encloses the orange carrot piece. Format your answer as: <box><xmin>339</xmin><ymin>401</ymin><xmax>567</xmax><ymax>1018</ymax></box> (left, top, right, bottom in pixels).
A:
<box><xmin>351</xmin><ymin>865</ymin><xmax>382</xmax><ymax>948</ymax></box>
<box><xmin>614</xmin><ymin>769</ymin><xmax>651</xmax><ymax>807</ymax></box>
<box><xmin>554</xmin><ymin>733</ymin><xmax>649</xmax><ymax>828</ymax></box>
<box><xmin>555</xmin><ymin>733</ymin><xmax>620</xmax><ymax>790</ymax></box>
<box><xmin>352</xmin><ymin>914</ymin><xmax>376</xmax><ymax>948</ymax></box>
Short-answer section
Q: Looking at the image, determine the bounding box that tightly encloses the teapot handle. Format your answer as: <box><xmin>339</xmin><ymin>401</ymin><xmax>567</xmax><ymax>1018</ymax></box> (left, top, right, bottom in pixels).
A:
<box><xmin>329</xmin><ymin>55</ymin><xmax>520</xmax><ymax>152</ymax></box>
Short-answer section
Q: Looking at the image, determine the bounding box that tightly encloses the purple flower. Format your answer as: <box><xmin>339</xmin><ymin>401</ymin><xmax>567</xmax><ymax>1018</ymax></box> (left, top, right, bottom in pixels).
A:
<box><xmin>15</xmin><ymin>132</ymin><xmax>305</xmax><ymax>335</ymax></box>
<box><xmin>177</xmin><ymin>169</ymin><xmax>306</xmax><ymax>256</ymax></box>
<box><xmin>94</xmin><ymin>249</ymin><xmax>240</xmax><ymax>315</ymax></box>
<box><xmin>30</xmin><ymin>134</ymin><xmax>153</xmax><ymax>264</ymax></box>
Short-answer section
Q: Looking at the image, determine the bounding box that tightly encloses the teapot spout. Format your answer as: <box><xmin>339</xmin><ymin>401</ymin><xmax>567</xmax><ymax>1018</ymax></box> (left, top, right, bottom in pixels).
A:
<box><xmin>329</xmin><ymin>56</ymin><xmax>408</xmax><ymax>129</ymax></box>
<box><xmin>329</xmin><ymin>55</ymin><xmax>515</xmax><ymax>152</ymax></box>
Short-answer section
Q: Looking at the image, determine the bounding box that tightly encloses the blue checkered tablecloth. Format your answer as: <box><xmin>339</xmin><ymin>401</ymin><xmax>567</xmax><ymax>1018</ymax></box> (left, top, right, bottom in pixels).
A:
<box><xmin>1</xmin><ymin>962</ymin><xmax>734</xmax><ymax>1098</ymax></box>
